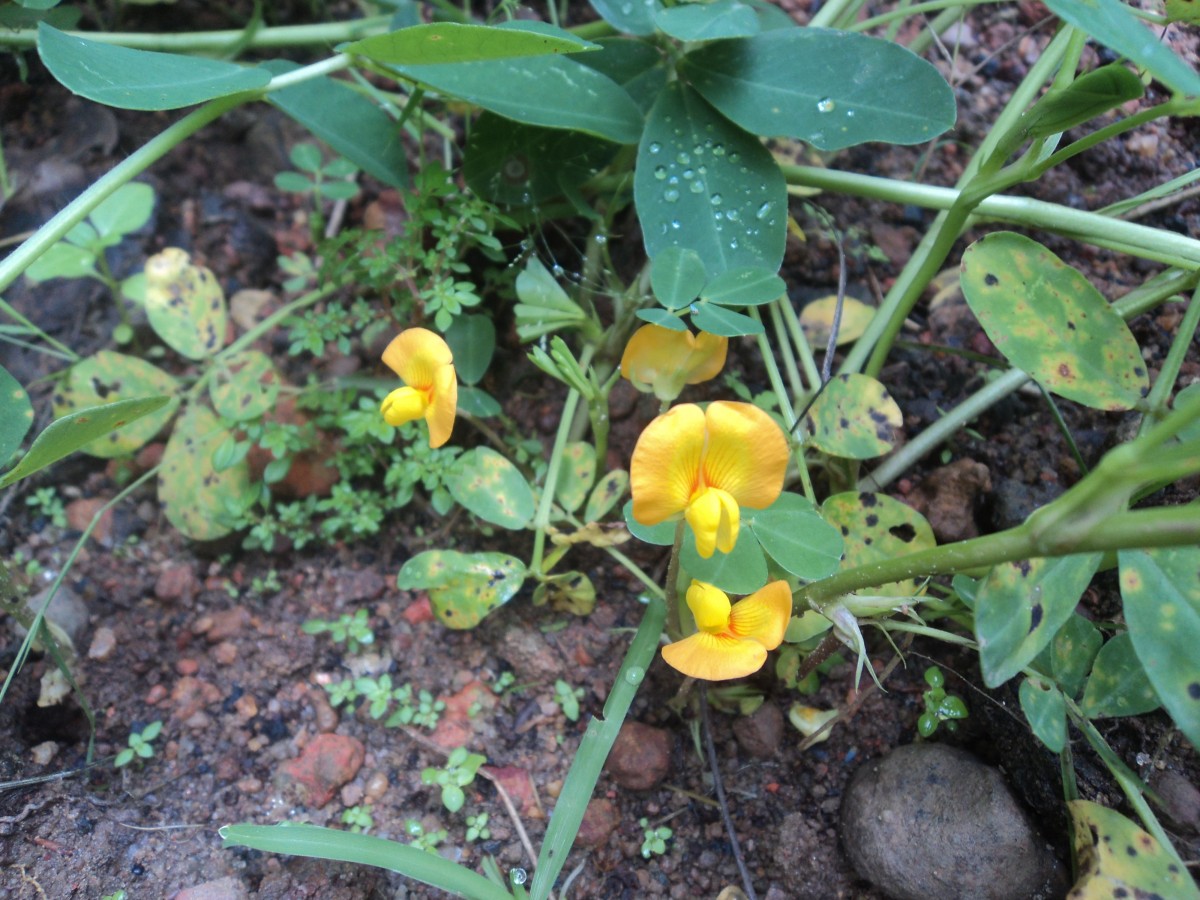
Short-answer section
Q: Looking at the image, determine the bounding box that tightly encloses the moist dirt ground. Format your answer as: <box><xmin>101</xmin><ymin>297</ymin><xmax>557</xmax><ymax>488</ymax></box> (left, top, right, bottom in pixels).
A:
<box><xmin>1</xmin><ymin>2</ymin><xmax>1199</xmax><ymax>898</ymax></box>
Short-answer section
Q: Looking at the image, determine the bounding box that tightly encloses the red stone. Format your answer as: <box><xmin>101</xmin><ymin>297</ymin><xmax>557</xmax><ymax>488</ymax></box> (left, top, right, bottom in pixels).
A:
<box><xmin>276</xmin><ymin>734</ymin><xmax>365</xmax><ymax>809</ymax></box>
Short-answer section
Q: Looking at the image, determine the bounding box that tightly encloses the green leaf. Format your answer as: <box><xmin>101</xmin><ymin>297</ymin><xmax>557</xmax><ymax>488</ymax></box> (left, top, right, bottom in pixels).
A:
<box><xmin>655</xmin><ymin>0</ymin><xmax>760</xmax><ymax>41</ymax></box>
<box><xmin>585</xmin><ymin>470</ymin><xmax>628</xmax><ymax>521</ymax></box>
<box><xmin>689</xmin><ymin>302</ymin><xmax>763</xmax><ymax>337</ymax></box>
<box><xmin>746</xmin><ymin>492</ymin><xmax>843</xmax><ymax>581</ymax></box>
<box><xmin>1022</xmin><ymin>64</ymin><xmax>1145</xmax><ymax>138</ymax></box>
<box><xmin>264</xmin><ymin>60</ymin><xmax>408</xmax><ymax>189</ymax></box>
<box><xmin>820</xmin><ymin>492</ymin><xmax>937</xmax><ymax>598</ymax></box>
<box><xmin>464</xmin><ymin>113</ymin><xmax>618</xmax><ymax>206</ymax></box>
<box><xmin>1068</xmin><ymin>801</ymin><xmax>1200</xmax><ymax>900</ymax></box>
<box><xmin>651</xmin><ymin>246</ymin><xmax>708</xmax><ymax>309</ymax></box>
<box><xmin>961</xmin><ymin>233</ymin><xmax>1149</xmax><ymax>410</ymax></box>
<box><xmin>801</xmin><ymin>372</ymin><xmax>903</xmax><ymax>459</ymax></box>
<box><xmin>680</xmin><ymin>527</ymin><xmax>768</xmax><ymax>595</ymax></box>
<box><xmin>0</xmin><ymin>365</ymin><xmax>33</xmax><ymax>466</ymax></box>
<box><xmin>0</xmin><ymin>396</ymin><xmax>170</xmax><ymax>489</ymax></box>
<box><xmin>588</xmin><ymin>0</ymin><xmax>662</xmax><ymax>36</ymax></box>
<box><xmin>1176</xmin><ymin>383</ymin><xmax>1200</xmax><ymax>443</ymax></box>
<box><xmin>623</xmin><ymin>499</ymin><xmax>675</xmax><ymax>545</ymax></box>
<box><xmin>553</xmin><ymin>442</ymin><xmax>596</xmax><ymax>514</ymax></box>
<box><xmin>220</xmin><ymin>823</ymin><xmax>512</xmax><ymax>900</ymax></box>
<box><xmin>209</xmin><ymin>350</ymin><xmax>280</xmax><ymax>422</ymax></box>
<box><xmin>90</xmin><ymin>182</ymin><xmax>155</xmax><ymax>241</ymax></box>
<box><xmin>636</xmin><ymin>309</ymin><xmax>688</xmax><ymax>331</ymax></box>
<box><xmin>975</xmin><ymin>553</ymin><xmax>1102</xmax><ymax>688</ymax></box>
<box><xmin>681</xmin><ymin>30</ymin><xmax>956</xmax><ymax>152</ymax></box>
<box><xmin>52</xmin><ymin>351</ymin><xmax>180</xmax><ymax>457</ymax></box>
<box><xmin>514</xmin><ymin>257</ymin><xmax>587</xmax><ymax>336</ymax></box>
<box><xmin>144</xmin><ymin>248</ymin><xmax>228</xmax><ymax>360</ymax></box>
<box><xmin>1019</xmin><ymin>676</ymin><xmax>1067</xmax><ymax>753</ymax></box>
<box><xmin>159</xmin><ymin>405</ymin><xmax>254</xmax><ymax>541</ymax></box>
<box><xmin>1045</xmin><ymin>613</ymin><xmax>1102</xmax><ymax>699</ymax></box>
<box><xmin>1042</xmin><ymin>0</ymin><xmax>1200</xmax><ymax>97</ymax></box>
<box><xmin>444</xmin><ymin>314</ymin><xmax>495</xmax><ymax>385</ymax></box>
<box><xmin>702</xmin><ymin>267</ymin><xmax>785</xmax><ymax>307</ymax></box>
<box><xmin>397</xmin><ymin>549</ymin><xmax>526</xmax><ymax>629</ymax></box>
<box><xmin>1119</xmin><ymin>547</ymin><xmax>1200</xmax><ymax>747</ymax></box>
<box><xmin>456</xmin><ymin>386</ymin><xmax>502</xmax><ymax>417</ymax></box>
<box><xmin>573</xmin><ymin>37</ymin><xmax>668</xmax><ymax>114</ymax></box>
<box><xmin>345</xmin><ymin>21</ymin><xmax>598</xmax><ymax>65</ymax></box>
<box><xmin>636</xmin><ymin>82</ymin><xmax>786</xmax><ymax>277</ymax></box>
<box><xmin>37</xmin><ymin>23</ymin><xmax>270</xmax><ymax>110</ymax></box>
<box><xmin>799</xmin><ymin>295</ymin><xmax>875</xmax><ymax>346</ymax></box>
<box><xmin>1080</xmin><ymin>632</ymin><xmax>1160</xmax><ymax>719</ymax></box>
<box><xmin>1165</xmin><ymin>0</ymin><xmax>1200</xmax><ymax>23</ymax></box>
<box><xmin>391</xmin><ymin>46</ymin><xmax>643</xmax><ymax>144</ymax></box>
<box><xmin>24</xmin><ymin>242</ymin><xmax>97</xmax><ymax>282</ymax></box>
<box><xmin>447</xmin><ymin>447</ymin><xmax>536</xmax><ymax>528</ymax></box>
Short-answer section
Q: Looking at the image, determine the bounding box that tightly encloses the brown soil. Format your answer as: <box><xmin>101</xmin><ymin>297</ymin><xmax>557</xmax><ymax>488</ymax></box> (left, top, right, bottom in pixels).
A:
<box><xmin>2</xmin><ymin>2</ymin><xmax>1199</xmax><ymax>899</ymax></box>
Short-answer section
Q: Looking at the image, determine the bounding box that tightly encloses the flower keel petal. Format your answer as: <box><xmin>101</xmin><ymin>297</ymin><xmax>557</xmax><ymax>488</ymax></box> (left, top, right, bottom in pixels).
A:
<box><xmin>661</xmin><ymin>632</ymin><xmax>768</xmax><ymax>681</ymax></box>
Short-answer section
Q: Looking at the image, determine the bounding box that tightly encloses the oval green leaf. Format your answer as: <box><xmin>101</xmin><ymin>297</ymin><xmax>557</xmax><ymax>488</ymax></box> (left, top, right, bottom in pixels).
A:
<box><xmin>974</xmin><ymin>552</ymin><xmax>1103</xmax><ymax>688</ymax></box>
<box><xmin>651</xmin><ymin>246</ymin><xmax>708</xmax><ymax>309</ymax></box>
<box><xmin>444</xmin><ymin>314</ymin><xmax>495</xmax><ymax>386</ymax></box>
<box><xmin>90</xmin><ymin>181</ymin><xmax>155</xmax><ymax>241</ymax></box>
<box><xmin>397</xmin><ymin>549</ymin><xmax>526</xmax><ymax>629</ymax></box>
<box><xmin>1019</xmin><ymin>677</ymin><xmax>1067</xmax><ymax>753</ymax></box>
<box><xmin>448</xmin><ymin>447</ymin><xmax>536</xmax><ymax>528</ymax></box>
<box><xmin>820</xmin><ymin>491</ymin><xmax>936</xmax><ymax>597</ymax></box>
<box><xmin>1022</xmin><ymin>64</ymin><xmax>1145</xmax><ymax>139</ymax></box>
<box><xmin>0</xmin><ymin>364</ymin><xmax>33</xmax><ymax>466</ymax></box>
<box><xmin>37</xmin><ymin>23</ymin><xmax>270</xmax><ymax>110</ymax></box>
<box><xmin>144</xmin><ymin>248</ymin><xmax>227</xmax><ymax>361</ymax></box>
<box><xmin>689</xmin><ymin>302</ymin><xmax>763</xmax><ymax>337</ymax></box>
<box><xmin>681</xmin><ymin>30</ymin><xmax>955</xmax><ymax>152</ymax></box>
<box><xmin>585</xmin><ymin>470</ymin><xmax>628</xmax><ymax>522</ymax></box>
<box><xmin>1080</xmin><ymin>632</ymin><xmax>1160</xmax><ymax>719</ymax></box>
<box><xmin>1068</xmin><ymin>801</ymin><xmax>1200</xmax><ymax>900</ymax></box>
<box><xmin>802</xmin><ymin>372</ymin><xmax>902</xmax><ymax>459</ymax></box>
<box><xmin>588</xmin><ymin>0</ymin><xmax>662</xmax><ymax>36</ymax></box>
<box><xmin>0</xmin><ymin>396</ymin><xmax>171</xmax><ymax>489</ymax></box>
<box><xmin>636</xmin><ymin>82</ymin><xmax>786</xmax><ymax>277</ymax></box>
<box><xmin>681</xmin><ymin>527</ymin><xmax>769</xmax><ymax>595</ymax></box>
<box><xmin>209</xmin><ymin>350</ymin><xmax>280</xmax><ymax>422</ymax></box>
<box><xmin>747</xmin><ymin>492</ymin><xmax>844</xmax><ymax>580</ymax></box>
<box><xmin>702</xmin><ymin>267</ymin><xmax>785</xmax><ymax>307</ymax></box>
<box><xmin>636</xmin><ymin>309</ymin><xmax>689</xmax><ymax>331</ymax></box>
<box><xmin>1043</xmin><ymin>613</ymin><xmax>1102</xmax><ymax>700</ymax></box>
<box><xmin>1119</xmin><ymin>547</ymin><xmax>1200</xmax><ymax>747</ymax></box>
<box><xmin>159</xmin><ymin>405</ymin><xmax>253</xmax><ymax>541</ymax></box>
<box><xmin>553</xmin><ymin>442</ymin><xmax>596</xmax><ymax>515</ymax></box>
<box><xmin>623</xmin><ymin>498</ymin><xmax>676</xmax><ymax>545</ymax></box>
<box><xmin>456</xmin><ymin>386</ymin><xmax>502</xmax><ymax>417</ymax></box>
<box><xmin>961</xmin><ymin>232</ymin><xmax>1149</xmax><ymax>410</ymax></box>
<box><xmin>345</xmin><ymin>21</ymin><xmax>597</xmax><ymax>65</ymax></box>
<box><xmin>53</xmin><ymin>351</ymin><xmax>179</xmax><ymax>457</ymax></box>
<box><xmin>655</xmin><ymin>0</ymin><xmax>760</xmax><ymax>41</ymax></box>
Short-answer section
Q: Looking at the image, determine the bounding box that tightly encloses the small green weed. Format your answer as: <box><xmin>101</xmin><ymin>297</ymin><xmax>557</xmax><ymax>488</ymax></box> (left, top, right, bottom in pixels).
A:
<box><xmin>114</xmin><ymin>720</ymin><xmax>162</xmax><ymax>768</ymax></box>
<box><xmin>917</xmin><ymin>666</ymin><xmax>969</xmax><ymax>738</ymax></box>
<box><xmin>421</xmin><ymin>746</ymin><xmax>486</xmax><ymax>814</ymax></box>
<box><xmin>553</xmin><ymin>679</ymin><xmax>584</xmax><ymax>723</ymax></box>
<box><xmin>465</xmin><ymin>812</ymin><xmax>491</xmax><ymax>843</ymax></box>
<box><xmin>340</xmin><ymin>804</ymin><xmax>374</xmax><ymax>834</ymax></box>
<box><xmin>639</xmin><ymin>817</ymin><xmax>673</xmax><ymax>859</ymax></box>
<box><xmin>25</xmin><ymin>487</ymin><xmax>66</xmax><ymax>529</ymax></box>
<box><xmin>302</xmin><ymin>609</ymin><xmax>375</xmax><ymax>654</ymax></box>
<box><xmin>404</xmin><ymin>818</ymin><xmax>447</xmax><ymax>854</ymax></box>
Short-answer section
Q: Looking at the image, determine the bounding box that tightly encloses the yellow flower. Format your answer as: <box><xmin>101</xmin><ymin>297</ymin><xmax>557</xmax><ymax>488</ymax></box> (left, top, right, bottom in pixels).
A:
<box><xmin>620</xmin><ymin>324</ymin><xmax>728</xmax><ymax>402</ymax></box>
<box><xmin>662</xmin><ymin>580</ymin><xmax>791</xmax><ymax>680</ymax></box>
<box><xmin>380</xmin><ymin>328</ymin><xmax>457</xmax><ymax>448</ymax></box>
<box><xmin>630</xmin><ymin>401</ymin><xmax>788</xmax><ymax>557</ymax></box>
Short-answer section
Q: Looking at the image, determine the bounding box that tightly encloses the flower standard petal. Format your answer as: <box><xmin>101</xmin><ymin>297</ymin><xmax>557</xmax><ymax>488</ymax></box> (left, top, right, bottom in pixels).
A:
<box><xmin>728</xmin><ymin>580</ymin><xmax>792</xmax><ymax>650</ymax></box>
<box><xmin>426</xmin><ymin>363</ymin><xmax>458</xmax><ymax>448</ymax></box>
<box><xmin>382</xmin><ymin>327</ymin><xmax>454</xmax><ymax>389</ymax></box>
<box><xmin>683</xmin><ymin>331</ymin><xmax>728</xmax><ymax>385</ymax></box>
<box><xmin>661</xmin><ymin>631</ymin><xmax>768</xmax><ymax>681</ymax></box>
<box><xmin>701</xmin><ymin>401</ymin><xmax>788</xmax><ymax>510</ymax></box>
<box><xmin>631</xmin><ymin>403</ymin><xmax>705</xmax><ymax>526</ymax></box>
<box><xmin>621</xmin><ymin>326</ymin><xmax>728</xmax><ymax>401</ymax></box>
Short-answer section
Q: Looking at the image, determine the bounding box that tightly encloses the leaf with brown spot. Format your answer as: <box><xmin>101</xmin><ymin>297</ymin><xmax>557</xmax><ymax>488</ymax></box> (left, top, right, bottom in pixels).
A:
<box><xmin>397</xmin><ymin>550</ymin><xmax>525</xmax><ymax>629</ymax></box>
<box><xmin>447</xmin><ymin>446</ymin><xmax>535</xmax><ymax>529</ymax></box>
<box><xmin>144</xmin><ymin>248</ymin><xmax>228</xmax><ymax>360</ymax></box>
<box><xmin>209</xmin><ymin>350</ymin><xmax>281</xmax><ymax>422</ymax></box>
<box><xmin>821</xmin><ymin>492</ymin><xmax>935</xmax><ymax>597</ymax></box>
<box><xmin>1068</xmin><ymin>800</ymin><xmax>1200</xmax><ymax>899</ymax></box>
<box><xmin>158</xmin><ymin>405</ymin><xmax>254</xmax><ymax>541</ymax></box>
<box><xmin>802</xmin><ymin>373</ymin><xmax>902</xmax><ymax>459</ymax></box>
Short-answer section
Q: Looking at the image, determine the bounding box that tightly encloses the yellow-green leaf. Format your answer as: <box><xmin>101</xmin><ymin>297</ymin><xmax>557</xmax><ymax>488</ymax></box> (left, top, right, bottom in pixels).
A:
<box><xmin>820</xmin><ymin>492</ymin><xmax>935</xmax><ymax>597</ymax></box>
<box><xmin>799</xmin><ymin>295</ymin><xmax>874</xmax><ymax>346</ymax></box>
<box><xmin>802</xmin><ymin>373</ymin><xmax>902</xmax><ymax>459</ymax></box>
<box><xmin>1068</xmin><ymin>801</ymin><xmax>1199</xmax><ymax>900</ymax></box>
<box><xmin>144</xmin><ymin>248</ymin><xmax>228</xmax><ymax>360</ymax></box>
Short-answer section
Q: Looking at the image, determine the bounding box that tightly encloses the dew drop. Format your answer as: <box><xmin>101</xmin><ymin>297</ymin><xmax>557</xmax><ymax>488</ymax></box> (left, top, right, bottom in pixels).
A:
<box><xmin>689</xmin><ymin>181</ymin><xmax>704</xmax><ymax>194</ymax></box>
<box><xmin>670</xmin><ymin>219</ymin><xmax>681</xmax><ymax>230</ymax></box>
<box><xmin>594</xmin><ymin>235</ymin><xmax>608</xmax><ymax>245</ymax></box>
<box><xmin>551</xmin><ymin>263</ymin><xmax>565</xmax><ymax>276</ymax></box>
<box><xmin>817</xmin><ymin>98</ymin><xmax>835</xmax><ymax>113</ymax></box>
<box><xmin>676</xmin><ymin>152</ymin><xmax>691</xmax><ymax>165</ymax></box>
<box><xmin>726</xmin><ymin>209</ymin><xmax>740</xmax><ymax>222</ymax></box>
<box><xmin>653</xmin><ymin>166</ymin><xmax>667</xmax><ymax>180</ymax></box>
<box><xmin>682</xmin><ymin>168</ymin><xmax>695</xmax><ymax>180</ymax></box>
<box><xmin>664</xmin><ymin>188</ymin><xmax>680</xmax><ymax>203</ymax></box>
<box><xmin>648</xmin><ymin>141</ymin><xmax>662</xmax><ymax>154</ymax></box>
<box><xmin>846</xmin><ymin>109</ymin><xmax>856</xmax><ymax>118</ymax></box>
<box><xmin>756</xmin><ymin>202</ymin><xmax>772</xmax><ymax>220</ymax></box>
<box><xmin>625</xmin><ymin>666</ymin><xmax>645</xmax><ymax>685</ymax></box>
<box><xmin>510</xmin><ymin>868</ymin><xmax>528</xmax><ymax>887</ymax></box>
<box><xmin>730</xmin><ymin>238</ymin><xmax>740</xmax><ymax>249</ymax></box>
<box><xmin>712</xmin><ymin>143</ymin><xmax>726</xmax><ymax>157</ymax></box>
<box><xmin>728</xmin><ymin>152</ymin><xmax>740</xmax><ymax>163</ymax></box>
<box><xmin>710</xmin><ymin>193</ymin><xmax>722</xmax><ymax>205</ymax></box>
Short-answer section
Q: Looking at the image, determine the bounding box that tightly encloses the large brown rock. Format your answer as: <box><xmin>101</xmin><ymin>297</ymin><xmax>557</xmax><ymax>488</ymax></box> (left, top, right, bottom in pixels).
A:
<box><xmin>605</xmin><ymin>721</ymin><xmax>671</xmax><ymax>791</ymax></box>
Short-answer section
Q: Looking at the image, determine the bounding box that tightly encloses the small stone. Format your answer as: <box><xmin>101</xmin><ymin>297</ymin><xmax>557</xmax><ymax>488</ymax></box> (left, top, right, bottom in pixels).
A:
<box><xmin>170</xmin><ymin>676</ymin><xmax>221</xmax><ymax>721</ymax></box>
<box><xmin>574</xmin><ymin>798</ymin><xmax>620</xmax><ymax>849</ymax></box>
<box><xmin>21</xmin><ymin>584</ymin><xmax>89</xmax><ymax>650</ymax></box>
<box><xmin>908</xmin><ymin>459</ymin><xmax>991</xmax><ymax>542</ymax></box>
<box><xmin>402</xmin><ymin>595</ymin><xmax>435</xmax><ymax>625</ymax></box>
<box><xmin>234</xmin><ymin>694</ymin><xmax>258</xmax><ymax>720</ymax></box>
<box><xmin>212</xmin><ymin>641</ymin><xmax>238</xmax><ymax>666</ymax></box>
<box><xmin>605</xmin><ymin>721</ymin><xmax>672</xmax><ymax>791</ymax></box>
<box><xmin>88</xmin><ymin>626</ymin><xmax>117</xmax><ymax>661</ymax></box>
<box><xmin>276</xmin><ymin>733</ymin><xmax>365</xmax><ymax>808</ymax></box>
<box><xmin>332</xmin><ymin>568</ymin><xmax>386</xmax><ymax>604</ymax></box>
<box><xmin>340</xmin><ymin>783</ymin><xmax>364</xmax><ymax>807</ymax></box>
<box><xmin>309</xmin><ymin>687</ymin><xmax>340</xmax><ymax>733</ymax></box>
<box><xmin>1150</xmin><ymin>769</ymin><xmax>1200</xmax><ymax>835</ymax></box>
<box><xmin>176</xmin><ymin>658</ymin><xmax>200</xmax><ymax>676</ymax></box>
<box><xmin>236</xmin><ymin>776</ymin><xmax>263</xmax><ymax>794</ymax></box>
<box><xmin>733</xmin><ymin>703</ymin><xmax>784</xmax><ymax>758</ymax></box>
<box><xmin>171</xmin><ymin>875</ymin><xmax>249</xmax><ymax>900</ymax></box>
<box><xmin>840</xmin><ymin>743</ymin><xmax>1064</xmax><ymax>900</ymax></box>
<box><xmin>499</xmin><ymin>626</ymin><xmax>564</xmax><ymax>682</ymax></box>
<box><xmin>204</xmin><ymin>607</ymin><xmax>251</xmax><ymax>643</ymax></box>
<box><xmin>146</xmin><ymin>684</ymin><xmax>169</xmax><ymax>705</ymax></box>
<box><xmin>229</xmin><ymin>288</ymin><xmax>278</xmax><ymax>332</ymax></box>
<box><xmin>155</xmin><ymin>562</ymin><xmax>200</xmax><ymax>604</ymax></box>
<box><xmin>483</xmin><ymin>765</ymin><xmax>543</xmax><ymax>819</ymax></box>
<box><xmin>30</xmin><ymin>741</ymin><xmax>58</xmax><ymax>766</ymax></box>
<box><xmin>65</xmin><ymin>497</ymin><xmax>113</xmax><ymax>545</ymax></box>
<box><xmin>364</xmin><ymin>770</ymin><xmax>389</xmax><ymax>803</ymax></box>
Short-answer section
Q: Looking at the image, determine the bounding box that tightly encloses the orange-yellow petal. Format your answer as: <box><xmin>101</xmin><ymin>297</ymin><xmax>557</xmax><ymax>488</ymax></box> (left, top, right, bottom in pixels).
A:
<box><xmin>631</xmin><ymin>403</ymin><xmax>705</xmax><ymax>525</ymax></box>
<box><xmin>728</xmin><ymin>580</ymin><xmax>792</xmax><ymax>650</ymax></box>
<box><xmin>382</xmin><ymin>328</ymin><xmax>453</xmax><ymax>389</ymax></box>
<box><xmin>661</xmin><ymin>631</ymin><xmax>768</xmax><ymax>681</ymax></box>
<box><xmin>685</xmin><ymin>486</ymin><xmax>739</xmax><ymax>558</ymax></box>
<box><xmin>425</xmin><ymin>363</ymin><xmax>458</xmax><ymax>448</ymax></box>
<box><xmin>685</xmin><ymin>580</ymin><xmax>732</xmax><ymax>633</ymax></box>
<box><xmin>381</xmin><ymin>386</ymin><xmax>429</xmax><ymax>426</ymax></box>
<box><xmin>701</xmin><ymin>401</ymin><xmax>788</xmax><ymax>510</ymax></box>
<box><xmin>621</xmin><ymin>325</ymin><xmax>728</xmax><ymax>401</ymax></box>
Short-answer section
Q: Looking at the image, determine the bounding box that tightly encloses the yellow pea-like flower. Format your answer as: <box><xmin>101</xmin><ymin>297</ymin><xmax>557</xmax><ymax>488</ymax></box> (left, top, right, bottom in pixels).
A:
<box><xmin>380</xmin><ymin>328</ymin><xmax>457</xmax><ymax>448</ymax></box>
<box><xmin>662</xmin><ymin>580</ymin><xmax>792</xmax><ymax>681</ymax></box>
<box><xmin>620</xmin><ymin>324</ymin><xmax>728</xmax><ymax>402</ymax></box>
<box><xmin>630</xmin><ymin>401</ymin><xmax>788</xmax><ymax>557</ymax></box>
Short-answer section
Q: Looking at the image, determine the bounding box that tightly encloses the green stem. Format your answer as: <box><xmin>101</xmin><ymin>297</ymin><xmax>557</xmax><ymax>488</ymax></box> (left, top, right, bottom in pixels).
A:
<box><xmin>0</xmin><ymin>16</ymin><xmax>392</xmax><ymax>51</ymax></box>
<box><xmin>664</xmin><ymin>522</ymin><xmax>686</xmax><ymax>641</ymax></box>
<box><xmin>1139</xmin><ymin>281</ymin><xmax>1200</xmax><ymax>436</ymax></box>
<box><xmin>776</xmin><ymin>295</ymin><xmax>822</xmax><ymax>391</ymax></box>
<box><xmin>767</xmin><ymin>300</ymin><xmax>806</xmax><ymax>405</ymax></box>
<box><xmin>751</xmin><ymin>308</ymin><xmax>797</xmax><ymax>430</ymax></box>
<box><xmin>852</xmin><ymin>0</ymin><xmax>1000</xmax><ymax>33</ymax></box>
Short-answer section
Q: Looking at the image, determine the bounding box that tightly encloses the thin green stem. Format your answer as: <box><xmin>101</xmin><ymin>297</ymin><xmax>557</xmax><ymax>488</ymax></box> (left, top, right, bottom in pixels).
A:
<box><xmin>776</xmin><ymin>296</ymin><xmax>822</xmax><ymax>391</ymax></box>
<box><xmin>750</xmin><ymin>308</ymin><xmax>797</xmax><ymax>429</ymax></box>
<box><xmin>852</xmin><ymin>0</ymin><xmax>999</xmax><ymax>33</ymax></box>
<box><xmin>664</xmin><ymin>522</ymin><xmax>686</xmax><ymax>641</ymax></box>
<box><xmin>767</xmin><ymin>301</ymin><xmax>805</xmax><ymax>405</ymax></box>
<box><xmin>1139</xmin><ymin>281</ymin><xmax>1200</xmax><ymax>436</ymax></box>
